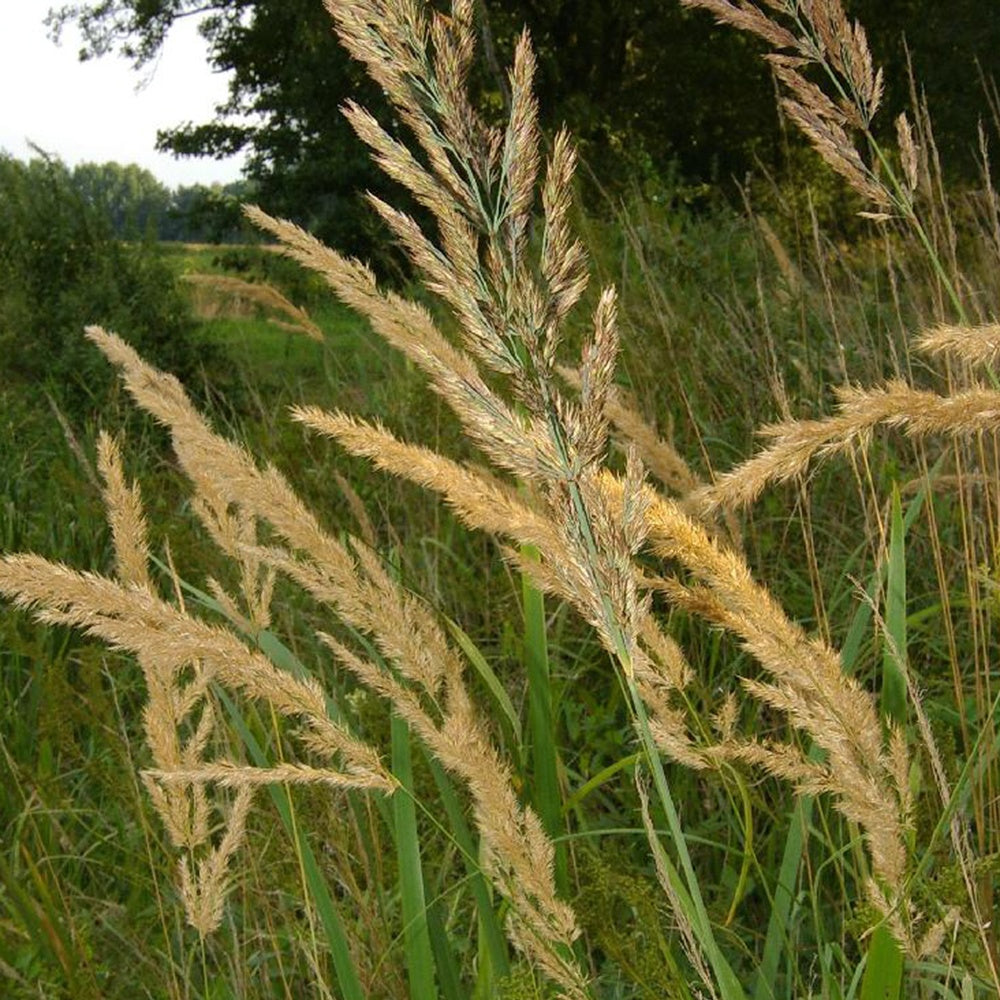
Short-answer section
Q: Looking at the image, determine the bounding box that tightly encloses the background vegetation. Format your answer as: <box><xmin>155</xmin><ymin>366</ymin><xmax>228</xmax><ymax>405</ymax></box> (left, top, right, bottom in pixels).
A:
<box><xmin>48</xmin><ymin>0</ymin><xmax>1000</xmax><ymax>252</ymax></box>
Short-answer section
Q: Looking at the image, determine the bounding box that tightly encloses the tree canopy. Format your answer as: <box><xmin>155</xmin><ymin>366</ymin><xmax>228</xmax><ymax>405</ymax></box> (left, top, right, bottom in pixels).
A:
<box><xmin>49</xmin><ymin>158</ymin><xmax>255</xmax><ymax>242</ymax></box>
<box><xmin>49</xmin><ymin>0</ymin><xmax>1000</xmax><ymax>253</ymax></box>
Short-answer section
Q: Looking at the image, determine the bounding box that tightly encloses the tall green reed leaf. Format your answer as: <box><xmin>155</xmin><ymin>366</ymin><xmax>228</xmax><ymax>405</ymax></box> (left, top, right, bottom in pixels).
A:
<box><xmin>752</xmin><ymin>795</ymin><xmax>809</xmax><ymax>1000</ymax></box>
<box><xmin>757</xmin><ymin>477</ymin><xmax>929</xmax><ymax>999</ymax></box>
<box><xmin>522</xmin><ymin>544</ymin><xmax>568</xmax><ymax>893</ymax></box>
<box><xmin>444</xmin><ymin>617</ymin><xmax>522</xmax><ymax>754</ymax></box>
<box><xmin>391</xmin><ymin>713</ymin><xmax>438</xmax><ymax>998</ymax></box>
<box><xmin>422</xmin><ymin>748</ymin><xmax>510</xmax><ymax>993</ymax></box>
<box><xmin>881</xmin><ymin>486</ymin><xmax>909</xmax><ymax>724</ymax></box>
<box><xmin>426</xmin><ymin>896</ymin><xmax>465</xmax><ymax>1000</ymax></box>
<box><xmin>860</xmin><ymin>485</ymin><xmax>908</xmax><ymax>1000</ymax></box>
<box><xmin>629</xmin><ymin>685</ymin><xmax>747</xmax><ymax>999</ymax></box>
<box><xmin>216</xmin><ymin>687</ymin><xmax>366</xmax><ymax>1000</ymax></box>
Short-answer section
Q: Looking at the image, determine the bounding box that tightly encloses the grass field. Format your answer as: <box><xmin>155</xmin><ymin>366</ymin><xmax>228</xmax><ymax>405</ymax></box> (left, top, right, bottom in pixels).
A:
<box><xmin>2</xmin><ymin>2</ymin><xmax>1000</xmax><ymax>997</ymax></box>
<box><xmin>0</xmin><ymin>246</ymin><xmax>489</xmax><ymax>997</ymax></box>
<box><xmin>2</xmin><ymin>193</ymin><xmax>996</xmax><ymax>997</ymax></box>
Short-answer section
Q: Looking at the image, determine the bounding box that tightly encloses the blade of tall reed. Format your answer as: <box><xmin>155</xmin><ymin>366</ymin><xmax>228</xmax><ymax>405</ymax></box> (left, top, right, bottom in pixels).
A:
<box><xmin>391</xmin><ymin>713</ymin><xmax>438</xmax><ymax>998</ymax></box>
<box><xmin>840</xmin><ymin>468</ymin><xmax>934</xmax><ymax>671</ymax></box>
<box><xmin>859</xmin><ymin>936</ymin><xmax>903</xmax><ymax>1000</ymax></box>
<box><xmin>562</xmin><ymin>752</ymin><xmax>642</xmax><ymax>814</ymax></box>
<box><xmin>0</xmin><ymin>849</ymin><xmax>82</xmax><ymax>991</ymax></box>
<box><xmin>628</xmin><ymin>684</ymin><xmax>747</xmax><ymax>999</ymax></box>
<box><xmin>881</xmin><ymin>486</ymin><xmax>908</xmax><ymax>723</ymax></box>
<box><xmin>522</xmin><ymin>543</ymin><xmax>568</xmax><ymax>893</ymax></box>
<box><xmin>444</xmin><ymin>616</ymin><xmax>522</xmax><ymax>754</ymax></box>
<box><xmin>426</xmin><ymin>896</ymin><xmax>464</xmax><ymax>1000</ymax></box>
<box><xmin>753</xmin><ymin>794</ymin><xmax>809</xmax><ymax>1000</ymax></box>
<box><xmin>860</xmin><ymin>485</ymin><xmax>908</xmax><ymax>1000</ymax></box>
<box><xmin>215</xmin><ymin>687</ymin><xmax>366</xmax><ymax>1000</ymax></box>
<box><xmin>422</xmin><ymin>749</ymin><xmax>511</xmax><ymax>987</ymax></box>
<box><xmin>723</xmin><ymin>772</ymin><xmax>755</xmax><ymax>928</ymax></box>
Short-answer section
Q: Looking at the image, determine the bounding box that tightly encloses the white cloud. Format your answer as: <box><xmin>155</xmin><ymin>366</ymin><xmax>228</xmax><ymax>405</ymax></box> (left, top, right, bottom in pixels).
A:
<box><xmin>0</xmin><ymin>0</ymin><xmax>247</xmax><ymax>186</ymax></box>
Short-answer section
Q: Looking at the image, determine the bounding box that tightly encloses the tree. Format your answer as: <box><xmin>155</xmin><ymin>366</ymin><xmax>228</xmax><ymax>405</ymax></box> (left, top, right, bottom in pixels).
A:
<box><xmin>70</xmin><ymin>160</ymin><xmax>173</xmax><ymax>237</ymax></box>
<box><xmin>0</xmin><ymin>153</ymin><xmax>208</xmax><ymax>415</ymax></box>
<box><xmin>48</xmin><ymin>0</ymin><xmax>786</xmax><ymax>252</ymax></box>
<box><xmin>852</xmin><ymin>0</ymin><xmax>1000</xmax><ymax>169</ymax></box>
<box><xmin>165</xmin><ymin>180</ymin><xmax>257</xmax><ymax>242</ymax></box>
<box><xmin>51</xmin><ymin>0</ymin><xmax>409</xmax><ymax>264</ymax></box>
<box><xmin>48</xmin><ymin>0</ymin><xmax>1000</xmax><ymax>249</ymax></box>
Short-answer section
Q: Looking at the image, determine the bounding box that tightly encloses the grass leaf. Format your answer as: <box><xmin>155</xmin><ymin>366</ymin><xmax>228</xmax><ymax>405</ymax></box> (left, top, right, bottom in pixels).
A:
<box><xmin>392</xmin><ymin>713</ymin><xmax>438</xmax><ymax>998</ymax></box>
<box><xmin>215</xmin><ymin>688</ymin><xmax>367</xmax><ymax>1000</ymax></box>
<box><xmin>521</xmin><ymin>543</ymin><xmax>567</xmax><ymax>892</ymax></box>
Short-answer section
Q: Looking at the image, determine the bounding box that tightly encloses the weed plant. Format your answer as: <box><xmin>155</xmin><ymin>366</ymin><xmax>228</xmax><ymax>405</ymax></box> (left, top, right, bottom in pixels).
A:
<box><xmin>2</xmin><ymin>2</ymin><xmax>1000</xmax><ymax>998</ymax></box>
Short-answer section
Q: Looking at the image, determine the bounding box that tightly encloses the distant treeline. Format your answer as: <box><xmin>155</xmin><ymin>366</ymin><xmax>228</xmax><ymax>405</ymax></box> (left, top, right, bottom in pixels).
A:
<box><xmin>12</xmin><ymin>155</ymin><xmax>257</xmax><ymax>244</ymax></box>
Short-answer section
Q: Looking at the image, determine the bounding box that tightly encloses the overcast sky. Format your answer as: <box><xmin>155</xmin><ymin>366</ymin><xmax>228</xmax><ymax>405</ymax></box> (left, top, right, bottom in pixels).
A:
<box><xmin>1</xmin><ymin>1</ymin><xmax>247</xmax><ymax>187</ymax></box>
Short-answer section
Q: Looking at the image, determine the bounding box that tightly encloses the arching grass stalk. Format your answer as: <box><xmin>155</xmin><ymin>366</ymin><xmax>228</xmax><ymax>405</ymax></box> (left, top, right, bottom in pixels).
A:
<box><xmin>680</xmin><ymin>0</ymin><xmax>981</xmax><ymax>343</ymax></box>
<box><xmin>252</xmin><ymin>0</ymin><xmax>916</xmax><ymax>976</ymax></box>
<box><xmin>540</xmin><ymin>400</ymin><xmax>744</xmax><ymax>997</ymax></box>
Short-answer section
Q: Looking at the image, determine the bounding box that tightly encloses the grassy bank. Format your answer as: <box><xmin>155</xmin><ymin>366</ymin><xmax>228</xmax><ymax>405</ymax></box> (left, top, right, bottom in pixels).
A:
<box><xmin>3</xmin><ymin>188</ymin><xmax>995</xmax><ymax>996</ymax></box>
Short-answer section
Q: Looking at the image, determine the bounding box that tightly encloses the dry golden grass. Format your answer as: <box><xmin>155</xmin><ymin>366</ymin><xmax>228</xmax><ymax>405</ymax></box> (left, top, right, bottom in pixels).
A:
<box><xmin>182</xmin><ymin>272</ymin><xmax>324</xmax><ymax>341</ymax></box>
<box><xmin>695</xmin><ymin>378</ymin><xmax>1000</xmax><ymax>511</ymax></box>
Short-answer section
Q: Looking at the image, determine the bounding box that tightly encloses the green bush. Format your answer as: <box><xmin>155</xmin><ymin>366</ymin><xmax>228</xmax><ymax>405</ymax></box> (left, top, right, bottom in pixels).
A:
<box><xmin>0</xmin><ymin>153</ymin><xmax>208</xmax><ymax>416</ymax></box>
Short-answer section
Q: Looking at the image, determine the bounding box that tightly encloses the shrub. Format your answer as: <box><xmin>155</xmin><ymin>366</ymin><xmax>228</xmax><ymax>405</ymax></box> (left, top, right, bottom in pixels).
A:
<box><xmin>0</xmin><ymin>153</ymin><xmax>208</xmax><ymax>416</ymax></box>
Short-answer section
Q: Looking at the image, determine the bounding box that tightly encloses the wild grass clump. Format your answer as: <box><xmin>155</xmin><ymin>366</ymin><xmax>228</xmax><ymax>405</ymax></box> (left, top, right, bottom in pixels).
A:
<box><xmin>2</xmin><ymin>1</ymin><xmax>999</xmax><ymax>997</ymax></box>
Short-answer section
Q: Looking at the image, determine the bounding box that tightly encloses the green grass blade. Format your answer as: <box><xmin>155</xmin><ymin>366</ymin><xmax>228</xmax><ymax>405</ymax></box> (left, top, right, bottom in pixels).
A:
<box><xmin>427</xmin><ymin>897</ymin><xmax>465</xmax><ymax>1000</ymax></box>
<box><xmin>391</xmin><ymin>714</ymin><xmax>438</xmax><ymax>999</ymax></box>
<box><xmin>444</xmin><ymin>615</ymin><xmax>522</xmax><ymax>751</ymax></box>
<box><xmin>881</xmin><ymin>485</ymin><xmax>908</xmax><ymax>722</ymax></box>
<box><xmin>753</xmin><ymin>794</ymin><xmax>810</xmax><ymax>1000</ymax></box>
<box><xmin>628</xmin><ymin>679</ymin><xmax>747</xmax><ymax>1000</ymax></box>
<box><xmin>912</xmin><ymin>686</ymin><xmax>1000</xmax><ymax>882</ymax></box>
<box><xmin>521</xmin><ymin>544</ymin><xmax>567</xmax><ymax>892</ymax></box>
<box><xmin>840</xmin><ymin>471</ymin><xmax>931</xmax><ymax>675</ymax></box>
<box><xmin>0</xmin><ymin>849</ymin><xmax>77</xmax><ymax>984</ymax></box>
<box><xmin>752</xmin><ymin>474</ymin><xmax>929</xmax><ymax>1000</ymax></box>
<box><xmin>860</xmin><ymin>932</ymin><xmax>904</xmax><ymax>1000</ymax></box>
<box><xmin>861</xmin><ymin>485</ymin><xmax>908</xmax><ymax>1000</ymax></box>
<box><xmin>215</xmin><ymin>688</ymin><xmax>367</xmax><ymax>1000</ymax></box>
<box><xmin>563</xmin><ymin>751</ymin><xmax>641</xmax><ymax>814</ymax></box>
<box><xmin>424</xmin><ymin>749</ymin><xmax>510</xmax><ymax>983</ymax></box>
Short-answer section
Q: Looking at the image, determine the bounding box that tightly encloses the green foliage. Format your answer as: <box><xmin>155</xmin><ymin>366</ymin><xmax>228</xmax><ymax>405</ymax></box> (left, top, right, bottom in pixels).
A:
<box><xmin>495</xmin><ymin>963</ymin><xmax>546</xmax><ymax>1000</ymax></box>
<box><xmin>68</xmin><ymin>160</ymin><xmax>257</xmax><ymax>243</ymax></box>
<box><xmin>575</xmin><ymin>851</ymin><xmax>692</xmax><ymax>997</ymax></box>
<box><xmin>1</xmin><ymin>201</ymin><xmax>997</xmax><ymax>994</ymax></box>
<box><xmin>5</xmin><ymin>0</ymin><xmax>1000</xmax><ymax>980</ymax></box>
<box><xmin>0</xmin><ymin>153</ymin><xmax>210</xmax><ymax>416</ymax></box>
<box><xmin>162</xmin><ymin>179</ymin><xmax>257</xmax><ymax>243</ymax></box>
<box><xmin>50</xmin><ymin>0</ymin><xmax>1000</xmax><ymax>242</ymax></box>
<box><xmin>61</xmin><ymin>0</ymin><xmax>406</xmax><ymax>262</ymax></box>
<box><xmin>70</xmin><ymin>160</ymin><xmax>172</xmax><ymax>237</ymax></box>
